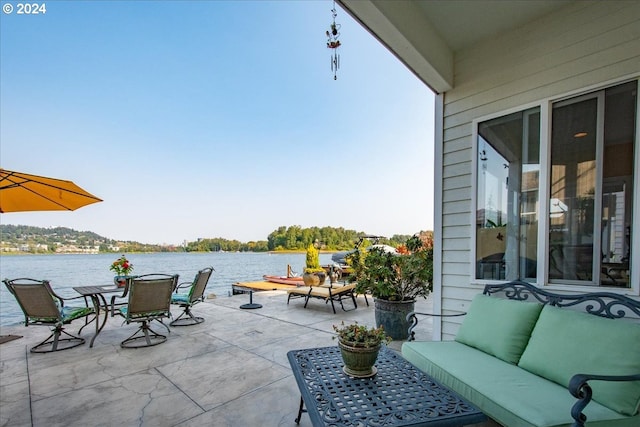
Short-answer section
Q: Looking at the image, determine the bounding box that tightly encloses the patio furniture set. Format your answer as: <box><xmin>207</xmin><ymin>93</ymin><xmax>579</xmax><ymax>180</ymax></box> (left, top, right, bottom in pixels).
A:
<box><xmin>6</xmin><ymin>272</ymin><xmax>639</xmax><ymax>427</ymax></box>
<box><xmin>3</xmin><ymin>266</ymin><xmax>214</xmax><ymax>351</ymax></box>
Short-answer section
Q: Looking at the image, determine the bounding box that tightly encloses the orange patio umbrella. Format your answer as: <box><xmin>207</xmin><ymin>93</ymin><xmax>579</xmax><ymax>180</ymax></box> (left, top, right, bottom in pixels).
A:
<box><xmin>0</xmin><ymin>168</ymin><xmax>102</xmax><ymax>213</ymax></box>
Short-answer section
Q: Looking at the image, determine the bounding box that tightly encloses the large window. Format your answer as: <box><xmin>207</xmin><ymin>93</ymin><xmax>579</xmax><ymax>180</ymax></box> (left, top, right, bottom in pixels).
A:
<box><xmin>475</xmin><ymin>80</ymin><xmax>637</xmax><ymax>288</ymax></box>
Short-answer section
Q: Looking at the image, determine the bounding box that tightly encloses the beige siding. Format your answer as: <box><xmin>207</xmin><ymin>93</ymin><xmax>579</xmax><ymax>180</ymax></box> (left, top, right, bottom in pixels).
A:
<box><xmin>439</xmin><ymin>1</ymin><xmax>640</xmax><ymax>340</ymax></box>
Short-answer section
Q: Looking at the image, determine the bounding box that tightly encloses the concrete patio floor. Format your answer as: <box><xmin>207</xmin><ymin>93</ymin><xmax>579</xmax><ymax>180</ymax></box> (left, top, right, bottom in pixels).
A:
<box><xmin>0</xmin><ymin>291</ymin><xmax>492</xmax><ymax>427</ymax></box>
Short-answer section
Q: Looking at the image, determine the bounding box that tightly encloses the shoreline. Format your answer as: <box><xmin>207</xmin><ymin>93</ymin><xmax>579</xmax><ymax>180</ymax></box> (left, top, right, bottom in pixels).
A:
<box><xmin>1</xmin><ymin>249</ymin><xmax>341</xmax><ymax>256</ymax></box>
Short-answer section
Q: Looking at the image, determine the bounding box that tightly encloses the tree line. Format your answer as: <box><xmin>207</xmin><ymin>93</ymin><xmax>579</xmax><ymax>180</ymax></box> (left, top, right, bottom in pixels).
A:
<box><xmin>1</xmin><ymin>224</ymin><xmax>426</xmax><ymax>253</ymax></box>
<box><xmin>184</xmin><ymin>226</ymin><xmax>415</xmax><ymax>252</ymax></box>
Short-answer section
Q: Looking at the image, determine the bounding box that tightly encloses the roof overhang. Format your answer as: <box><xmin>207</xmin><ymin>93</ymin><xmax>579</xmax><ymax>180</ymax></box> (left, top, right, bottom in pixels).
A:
<box><xmin>338</xmin><ymin>0</ymin><xmax>574</xmax><ymax>94</ymax></box>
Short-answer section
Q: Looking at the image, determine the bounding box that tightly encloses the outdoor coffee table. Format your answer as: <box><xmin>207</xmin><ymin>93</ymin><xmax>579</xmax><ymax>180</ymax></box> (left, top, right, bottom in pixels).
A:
<box><xmin>287</xmin><ymin>346</ymin><xmax>486</xmax><ymax>426</ymax></box>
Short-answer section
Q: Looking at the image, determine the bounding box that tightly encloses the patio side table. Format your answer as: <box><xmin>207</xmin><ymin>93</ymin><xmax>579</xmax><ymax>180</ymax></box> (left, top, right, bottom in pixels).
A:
<box><xmin>287</xmin><ymin>346</ymin><xmax>486</xmax><ymax>427</ymax></box>
<box><xmin>73</xmin><ymin>285</ymin><xmax>124</xmax><ymax>347</ymax></box>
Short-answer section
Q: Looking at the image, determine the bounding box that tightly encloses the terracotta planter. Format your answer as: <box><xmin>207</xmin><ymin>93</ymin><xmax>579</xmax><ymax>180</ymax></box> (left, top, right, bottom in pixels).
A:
<box><xmin>302</xmin><ymin>272</ymin><xmax>326</xmax><ymax>287</ymax></box>
<box><xmin>338</xmin><ymin>339</ymin><xmax>381</xmax><ymax>378</ymax></box>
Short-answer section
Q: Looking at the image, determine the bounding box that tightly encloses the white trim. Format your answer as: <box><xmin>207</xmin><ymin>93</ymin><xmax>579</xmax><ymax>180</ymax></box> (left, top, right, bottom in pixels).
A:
<box><xmin>631</xmin><ymin>83</ymin><xmax>640</xmax><ymax>295</ymax></box>
<box><xmin>470</xmin><ymin>118</ymin><xmax>479</xmax><ymax>283</ymax></box>
<box><xmin>594</xmin><ymin>91</ymin><xmax>606</xmax><ymax>286</ymax></box>
<box><xmin>473</xmin><ymin>101</ymin><xmax>544</xmax><ymax>125</ymax></box>
<box><xmin>433</xmin><ymin>93</ymin><xmax>444</xmax><ymax>340</ymax></box>
<box><xmin>539</xmin><ymin>101</ymin><xmax>552</xmax><ymax>286</ymax></box>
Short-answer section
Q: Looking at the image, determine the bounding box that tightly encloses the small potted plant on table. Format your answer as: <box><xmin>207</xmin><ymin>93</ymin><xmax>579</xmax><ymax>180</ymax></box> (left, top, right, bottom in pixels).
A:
<box><xmin>333</xmin><ymin>321</ymin><xmax>391</xmax><ymax>378</ymax></box>
<box><xmin>110</xmin><ymin>255</ymin><xmax>134</xmax><ymax>287</ymax></box>
<box><xmin>302</xmin><ymin>244</ymin><xmax>326</xmax><ymax>286</ymax></box>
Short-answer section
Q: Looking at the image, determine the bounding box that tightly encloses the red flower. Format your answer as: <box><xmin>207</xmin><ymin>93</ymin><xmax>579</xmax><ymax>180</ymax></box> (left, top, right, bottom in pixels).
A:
<box><xmin>109</xmin><ymin>255</ymin><xmax>134</xmax><ymax>276</ymax></box>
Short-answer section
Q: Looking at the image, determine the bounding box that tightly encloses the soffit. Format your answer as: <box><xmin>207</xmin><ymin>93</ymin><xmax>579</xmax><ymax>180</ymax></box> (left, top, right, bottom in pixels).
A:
<box><xmin>414</xmin><ymin>0</ymin><xmax>573</xmax><ymax>52</ymax></box>
<box><xmin>338</xmin><ymin>0</ymin><xmax>574</xmax><ymax>93</ymax></box>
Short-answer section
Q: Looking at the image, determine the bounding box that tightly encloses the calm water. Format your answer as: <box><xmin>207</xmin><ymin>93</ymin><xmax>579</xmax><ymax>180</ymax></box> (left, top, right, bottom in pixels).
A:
<box><xmin>0</xmin><ymin>252</ymin><xmax>334</xmax><ymax>326</ymax></box>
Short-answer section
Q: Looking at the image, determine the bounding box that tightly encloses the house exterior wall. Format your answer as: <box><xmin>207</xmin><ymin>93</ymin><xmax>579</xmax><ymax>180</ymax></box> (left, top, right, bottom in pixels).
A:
<box><xmin>437</xmin><ymin>1</ymin><xmax>640</xmax><ymax>340</ymax></box>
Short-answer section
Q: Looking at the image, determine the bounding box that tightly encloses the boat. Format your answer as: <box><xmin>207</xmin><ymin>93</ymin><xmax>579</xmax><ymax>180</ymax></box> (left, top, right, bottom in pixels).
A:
<box><xmin>263</xmin><ymin>264</ymin><xmax>305</xmax><ymax>286</ymax></box>
<box><xmin>262</xmin><ymin>275</ymin><xmax>305</xmax><ymax>286</ymax></box>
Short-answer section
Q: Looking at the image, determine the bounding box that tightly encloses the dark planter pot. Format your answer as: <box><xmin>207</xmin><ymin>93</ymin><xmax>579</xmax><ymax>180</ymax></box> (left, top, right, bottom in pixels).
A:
<box><xmin>374</xmin><ymin>298</ymin><xmax>415</xmax><ymax>340</ymax></box>
<box><xmin>302</xmin><ymin>272</ymin><xmax>326</xmax><ymax>286</ymax></box>
<box><xmin>338</xmin><ymin>339</ymin><xmax>381</xmax><ymax>378</ymax></box>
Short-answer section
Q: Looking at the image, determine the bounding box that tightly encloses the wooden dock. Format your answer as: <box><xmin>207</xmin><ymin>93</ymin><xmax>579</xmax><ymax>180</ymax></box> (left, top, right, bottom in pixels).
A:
<box><xmin>232</xmin><ymin>280</ymin><xmax>300</xmax><ymax>295</ymax></box>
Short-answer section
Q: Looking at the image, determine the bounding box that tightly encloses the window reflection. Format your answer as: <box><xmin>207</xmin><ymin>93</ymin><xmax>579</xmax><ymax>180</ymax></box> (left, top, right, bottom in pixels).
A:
<box><xmin>549</xmin><ymin>81</ymin><xmax>635</xmax><ymax>287</ymax></box>
<box><xmin>476</xmin><ymin>108</ymin><xmax>540</xmax><ymax>281</ymax></box>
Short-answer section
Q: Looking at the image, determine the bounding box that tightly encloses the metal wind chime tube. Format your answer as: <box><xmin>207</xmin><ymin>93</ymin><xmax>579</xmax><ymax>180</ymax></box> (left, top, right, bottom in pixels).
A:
<box><xmin>326</xmin><ymin>1</ymin><xmax>341</xmax><ymax>80</ymax></box>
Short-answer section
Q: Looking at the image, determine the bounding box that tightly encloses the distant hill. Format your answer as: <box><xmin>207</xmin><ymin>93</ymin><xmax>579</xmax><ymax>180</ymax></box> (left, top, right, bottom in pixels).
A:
<box><xmin>1</xmin><ymin>224</ymin><xmax>106</xmax><ymax>243</ymax></box>
<box><xmin>0</xmin><ymin>224</ymin><xmax>175</xmax><ymax>254</ymax></box>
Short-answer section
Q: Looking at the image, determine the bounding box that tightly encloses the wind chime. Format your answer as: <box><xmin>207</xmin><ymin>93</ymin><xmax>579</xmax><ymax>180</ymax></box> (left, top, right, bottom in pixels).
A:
<box><xmin>326</xmin><ymin>1</ymin><xmax>341</xmax><ymax>80</ymax></box>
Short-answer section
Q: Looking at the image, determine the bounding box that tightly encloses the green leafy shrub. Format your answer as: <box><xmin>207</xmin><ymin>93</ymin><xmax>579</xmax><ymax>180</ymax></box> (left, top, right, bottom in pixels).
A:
<box><xmin>304</xmin><ymin>244</ymin><xmax>325</xmax><ymax>274</ymax></box>
<box><xmin>348</xmin><ymin>235</ymin><xmax>433</xmax><ymax>301</ymax></box>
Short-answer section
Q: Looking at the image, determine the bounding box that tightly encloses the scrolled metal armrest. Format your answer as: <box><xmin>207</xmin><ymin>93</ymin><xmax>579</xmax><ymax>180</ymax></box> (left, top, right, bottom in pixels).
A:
<box><xmin>174</xmin><ymin>281</ymin><xmax>192</xmax><ymax>293</ymax></box>
<box><xmin>406</xmin><ymin>311</ymin><xmax>467</xmax><ymax>342</ymax></box>
<box><xmin>568</xmin><ymin>373</ymin><xmax>640</xmax><ymax>427</ymax></box>
<box><xmin>109</xmin><ymin>284</ymin><xmax>130</xmax><ymax>317</ymax></box>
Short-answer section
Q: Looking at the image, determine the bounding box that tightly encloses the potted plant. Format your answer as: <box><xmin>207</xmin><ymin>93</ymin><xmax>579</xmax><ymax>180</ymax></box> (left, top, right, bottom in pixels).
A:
<box><xmin>302</xmin><ymin>244</ymin><xmax>326</xmax><ymax>286</ymax></box>
<box><xmin>333</xmin><ymin>321</ymin><xmax>391</xmax><ymax>378</ymax></box>
<box><xmin>110</xmin><ymin>254</ymin><xmax>134</xmax><ymax>287</ymax></box>
<box><xmin>348</xmin><ymin>233</ymin><xmax>433</xmax><ymax>340</ymax></box>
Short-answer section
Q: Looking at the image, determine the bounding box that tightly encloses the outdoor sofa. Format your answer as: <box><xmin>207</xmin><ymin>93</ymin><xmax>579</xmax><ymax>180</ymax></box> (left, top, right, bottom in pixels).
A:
<box><xmin>402</xmin><ymin>281</ymin><xmax>640</xmax><ymax>427</ymax></box>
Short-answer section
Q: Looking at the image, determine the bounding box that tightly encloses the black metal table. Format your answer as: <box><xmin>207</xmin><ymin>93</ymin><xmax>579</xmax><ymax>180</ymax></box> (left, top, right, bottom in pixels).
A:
<box><xmin>287</xmin><ymin>346</ymin><xmax>486</xmax><ymax>427</ymax></box>
<box><xmin>73</xmin><ymin>285</ymin><xmax>125</xmax><ymax>347</ymax></box>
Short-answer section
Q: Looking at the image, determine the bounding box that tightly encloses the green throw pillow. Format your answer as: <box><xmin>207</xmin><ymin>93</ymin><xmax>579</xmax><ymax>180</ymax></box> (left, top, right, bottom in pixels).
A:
<box><xmin>518</xmin><ymin>305</ymin><xmax>640</xmax><ymax>416</ymax></box>
<box><xmin>455</xmin><ymin>294</ymin><xmax>542</xmax><ymax>364</ymax></box>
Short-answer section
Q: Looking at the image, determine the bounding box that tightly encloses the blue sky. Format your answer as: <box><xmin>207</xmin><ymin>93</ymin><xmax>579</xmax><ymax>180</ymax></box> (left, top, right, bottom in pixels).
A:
<box><xmin>0</xmin><ymin>0</ymin><xmax>435</xmax><ymax>245</ymax></box>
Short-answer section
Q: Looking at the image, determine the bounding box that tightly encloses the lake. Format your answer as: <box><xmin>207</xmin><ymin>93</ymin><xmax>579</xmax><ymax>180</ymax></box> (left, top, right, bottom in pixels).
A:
<box><xmin>0</xmin><ymin>251</ymin><xmax>335</xmax><ymax>326</ymax></box>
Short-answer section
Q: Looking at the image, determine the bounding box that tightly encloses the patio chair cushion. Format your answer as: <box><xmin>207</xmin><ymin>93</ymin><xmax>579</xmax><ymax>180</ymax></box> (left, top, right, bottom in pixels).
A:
<box><xmin>454</xmin><ymin>294</ymin><xmax>543</xmax><ymax>364</ymax></box>
<box><xmin>307</xmin><ymin>283</ymin><xmax>355</xmax><ymax>299</ymax></box>
<box><xmin>402</xmin><ymin>341</ymin><xmax>638</xmax><ymax>427</ymax></box>
<box><xmin>32</xmin><ymin>306</ymin><xmax>93</xmax><ymax>323</ymax></box>
<box><xmin>118</xmin><ymin>306</ymin><xmax>169</xmax><ymax>319</ymax></box>
<box><xmin>60</xmin><ymin>306</ymin><xmax>94</xmax><ymax>322</ymax></box>
<box><xmin>518</xmin><ymin>305</ymin><xmax>640</xmax><ymax>416</ymax></box>
<box><xmin>170</xmin><ymin>293</ymin><xmax>191</xmax><ymax>304</ymax></box>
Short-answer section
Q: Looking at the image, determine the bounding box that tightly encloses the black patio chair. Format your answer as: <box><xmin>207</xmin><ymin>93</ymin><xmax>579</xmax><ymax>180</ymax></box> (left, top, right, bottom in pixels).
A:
<box><xmin>116</xmin><ymin>274</ymin><xmax>178</xmax><ymax>348</ymax></box>
<box><xmin>170</xmin><ymin>266</ymin><xmax>214</xmax><ymax>326</ymax></box>
<box><xmin>3</xmin><ymin>278</ymin><xmax>96</xmax><ymax>353</ymax></box>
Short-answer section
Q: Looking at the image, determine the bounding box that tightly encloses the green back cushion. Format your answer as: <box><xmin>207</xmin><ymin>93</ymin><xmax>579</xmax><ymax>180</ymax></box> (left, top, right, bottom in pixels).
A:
<box><xmin>518</xmin><ymin>305</ymin><xmax>640</xmax><ymax>416</ymax></box>
<box><xmin>455</xmin><ymin>294</ymin><xmax>542</xmax><ymax>364</ymax></box>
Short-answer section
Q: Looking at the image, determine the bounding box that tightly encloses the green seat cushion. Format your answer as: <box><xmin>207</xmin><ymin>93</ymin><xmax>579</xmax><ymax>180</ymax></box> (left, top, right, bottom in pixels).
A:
<box><xmin>33</xmin><ymin>305</ymin><xmax>93</xmax><ymax>323</ymax></box>
<box><xmin>402</xmin><ymin>341</ymin><xmax>639</xmax><ymax>427</ymax></box>
<box><xmin>118</xmin><ymin>306</ymin><xmax>168</xmax><ymax>319</ymax></box>
<box><xmin>518</xmin><ymin>305</ymin><xmax>640</xmax><ymax>416</ymax></box>
<box><xmin>454</xmin><ymin>294</ymin><xmax>543</xmax><ymax>364</ymax></box>
<box><xmin>60</xmin><ymin>306</ymin><xmax>94</xmax><ymax>322</ymax></box>
<box><xmin>171</xmin><ymin>293</ymin><xmax>191</xmax><ymax>304</ymax></box>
